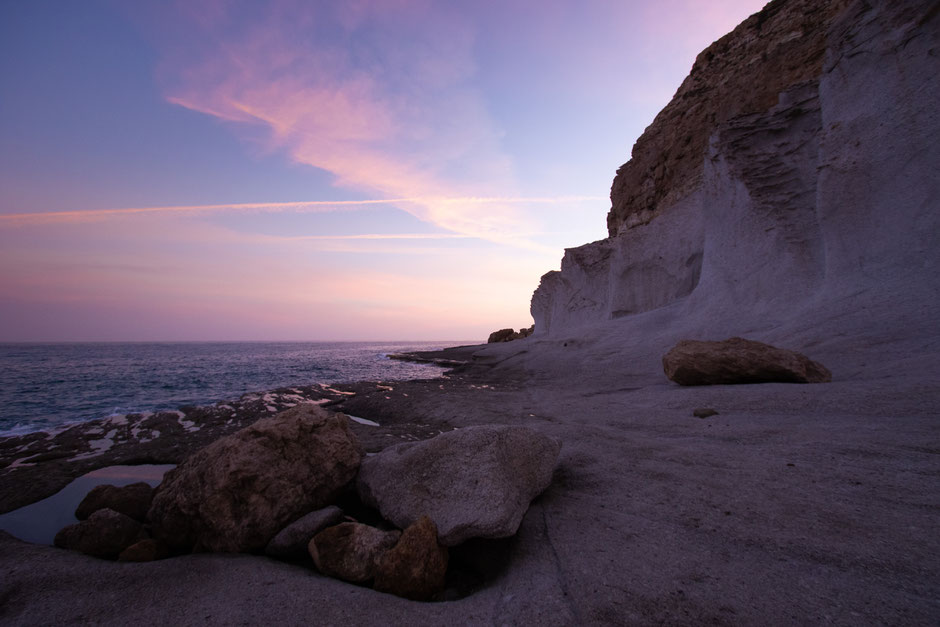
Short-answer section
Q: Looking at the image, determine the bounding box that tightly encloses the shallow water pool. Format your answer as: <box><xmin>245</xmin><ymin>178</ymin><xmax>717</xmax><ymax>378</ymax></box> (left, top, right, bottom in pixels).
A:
<box><xmin>0</xmin><ymin>464</ymin><xmax>174</xmax><ymax>545</ymax></box>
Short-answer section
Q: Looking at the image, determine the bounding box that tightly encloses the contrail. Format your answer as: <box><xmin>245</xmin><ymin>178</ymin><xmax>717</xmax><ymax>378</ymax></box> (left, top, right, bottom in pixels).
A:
<box><xmin>0</xmin><ymin>195</ymin><xmax>606</xmax><ymax>226</ymax></box>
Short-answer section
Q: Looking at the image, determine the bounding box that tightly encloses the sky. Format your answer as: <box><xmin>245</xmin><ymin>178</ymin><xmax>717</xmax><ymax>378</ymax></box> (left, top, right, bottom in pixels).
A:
<box><xmin>0</xmin><ymin>0</ymin><xmax>767</xmax><ymax>342</ymax></box>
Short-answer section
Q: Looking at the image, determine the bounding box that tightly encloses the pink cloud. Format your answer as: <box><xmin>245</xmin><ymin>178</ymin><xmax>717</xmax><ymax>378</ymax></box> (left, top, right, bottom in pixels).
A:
<box><xmin>152</xmin><ymin>0</ymin><xmax>533</xmax><ymax>245</ymax></box>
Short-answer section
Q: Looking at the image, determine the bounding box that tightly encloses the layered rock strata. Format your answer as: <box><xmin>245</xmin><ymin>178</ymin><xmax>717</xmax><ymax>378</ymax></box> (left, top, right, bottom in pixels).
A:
<box><xmin>531</xmin><ymin>0</ymin><xmax>939</xmax><ymax>341</ymax></box>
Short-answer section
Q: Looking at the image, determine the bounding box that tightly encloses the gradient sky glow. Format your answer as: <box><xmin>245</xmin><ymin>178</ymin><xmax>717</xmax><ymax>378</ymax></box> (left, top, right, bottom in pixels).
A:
<box><xmin>0</xmin><ymin>0</ymin><xmax>767</xmax><ymax>341</ymax></box>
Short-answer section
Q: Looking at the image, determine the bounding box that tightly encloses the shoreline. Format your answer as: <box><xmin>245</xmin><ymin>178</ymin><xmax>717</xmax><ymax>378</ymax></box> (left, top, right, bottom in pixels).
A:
<box><xmin>0</xmin><ymin>343</ymin><xmax>490</xmax><ymax>514</ymax></box>
<box><xmin>1</xmin><ymin>338</ymin><xmax>938</xmax><ymax>623</ymax></box>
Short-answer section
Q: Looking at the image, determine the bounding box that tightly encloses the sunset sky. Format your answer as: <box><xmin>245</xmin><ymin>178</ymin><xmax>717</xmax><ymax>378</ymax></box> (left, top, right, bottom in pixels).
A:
<box><xmin>0</xmin><ymin>0</ymin><xmax>766</xmax><ymax>341</ymax></box>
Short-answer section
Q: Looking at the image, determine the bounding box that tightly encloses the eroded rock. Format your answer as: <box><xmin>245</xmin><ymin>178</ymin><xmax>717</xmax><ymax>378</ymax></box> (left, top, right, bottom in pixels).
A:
<box><xmin>148</xmin><ymin>404</ymin><xmax>362</xmax><ymax>553</ymax></box>
<box><xmin>374</xmin><ymin>515</ymin><xmax>448</xmax><ymax>601</ymax></box>
<box><xmin>357</xmin><ymin>425</ymin><xmax>561</xmax><ymax>546</ymax></box>
<box><xmin>663</xmin><ymin>337</ymin><xmax>832</xmax><ymax>385</ymax></box>
<box><xmin>54</xmin><ymin>508</ymin><xmax>148</xmax><ymax>560</ymax></box>
<box><xmin>265</xmin><ymin>506</ymin><xmax>345</xmax><ymax>560</ymax></box>
<box><xmin>308</xmin><ymin>522</ymin><xmax>400</xmax><ymax>583</ymax></box>
<box><xmin>75</xmin><ymin>482</ymin><xmax>153</xmax><ymax>522</ymax></box>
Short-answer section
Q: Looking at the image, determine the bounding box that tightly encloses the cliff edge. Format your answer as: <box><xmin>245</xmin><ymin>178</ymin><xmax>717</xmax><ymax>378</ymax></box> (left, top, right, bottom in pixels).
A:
<box><xmin>527</xmin><ymin>0</ymin><xmax>938</xmax><ymax>383</ymax></box>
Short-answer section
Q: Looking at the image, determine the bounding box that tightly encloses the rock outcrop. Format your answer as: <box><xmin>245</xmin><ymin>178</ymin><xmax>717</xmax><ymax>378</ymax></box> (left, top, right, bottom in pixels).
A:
<box><xmin>148</xmin><ymin>404</ymin><xmax>362</xmax><ymax>553</ymax></box>
<box><xmin>487</xmin><ymin>326</ymin><xmax>534</xmax><ymax>343</ymax></box>
<box><xmin>530</xmin><ymin>0</ymin><xmax>939</xmax><ymax>347</ymax></box>
<box><xmin>663</xmin><ymin>337</ymin><xmax>831</xmax><ymax>385</ymax></box>
<box><xmin>357</xmin><ymin>425</ymin><xmax>561</xmax><ymax>546</ymax></box>
<box><xmin>75</xmin><ymin>482</ymin><xmax>153</xmax><ymax>522</ymax></box>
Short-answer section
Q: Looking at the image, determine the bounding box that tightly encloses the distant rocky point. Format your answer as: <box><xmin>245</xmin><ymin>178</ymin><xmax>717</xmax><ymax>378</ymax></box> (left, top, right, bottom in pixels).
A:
<box><xmin>486</xmin><ymin>326</ymin><xmax>534</xmax><ymax>343</ymax></box>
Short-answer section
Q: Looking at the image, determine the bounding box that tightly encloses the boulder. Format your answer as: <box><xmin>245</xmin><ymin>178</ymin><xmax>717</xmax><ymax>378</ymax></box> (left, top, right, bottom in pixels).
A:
<box><xmin>75</xmin><ymin>482</ymin><xmax>154</xmax><ymax>522</ymax></box>
<box><xmin>118</xmin><ymin>538</ymin><xmax>168</xmax><ymax>562</ymax></box>
<box><xmin>54</xmin><ymin>508</ymin><xmax>148</xmax><ymax>560</ymax></box>
<box><xmin>374</xmin><ymin>515</ymin><xmax>448</xmax><ymax>601</ymax></box>
<box><xmin>663</xmin><ymin>337</ymin><xmax>832</xmax><ymax>385</ymax></box>
<box><xmin>357</xmin><ymin>425</ymin><xmax>561</xmax><ymax>546</ymax></box>
<box><xmin>308</xmin><ymin>523</ymin><xmax>400</xmax><ymax>583</ymax></box>
<box><xmin>148</xmin><ymin>404</ymin><xmax>362</xmax><ymax>553</ymax></box>
<box><xmin>265</xmin><ymin>506</ymin><xmax>345</xmax><ymax>560</ymax></box>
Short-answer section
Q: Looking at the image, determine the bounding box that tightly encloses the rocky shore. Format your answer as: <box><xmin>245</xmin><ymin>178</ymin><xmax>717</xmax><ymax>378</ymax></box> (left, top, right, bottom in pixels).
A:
<box><xmin>2</xmin><ymin>0</ymin><xmax>938</xmax><ymax>623</ymax></box>
<box><xmin>1</xmin><ymin>340</ymin><xmax>939</xmax><ymax>624</ymax></box>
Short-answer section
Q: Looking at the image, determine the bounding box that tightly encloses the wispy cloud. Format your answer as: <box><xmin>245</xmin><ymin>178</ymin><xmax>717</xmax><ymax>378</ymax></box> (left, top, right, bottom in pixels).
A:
<box><xmin>152</xmin><ymin>0</ymin><xmax>534</xmax><ymax>245</ymax></box>
<box><xmin>0</xmin><ymin>195</ymin><xmax>603</xmax><ymax>228</ymax></box>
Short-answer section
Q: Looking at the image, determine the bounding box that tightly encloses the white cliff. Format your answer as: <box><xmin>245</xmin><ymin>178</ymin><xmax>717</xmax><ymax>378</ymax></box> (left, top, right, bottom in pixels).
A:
<box><xmin>526</xmin><ymin>0</ymin><xmax>938</xmax><ymax>384</ymax></box>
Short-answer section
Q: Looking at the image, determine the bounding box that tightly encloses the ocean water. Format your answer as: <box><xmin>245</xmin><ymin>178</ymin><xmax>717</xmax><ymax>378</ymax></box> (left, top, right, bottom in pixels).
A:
<box><xmin>0</xmin><ymin>341</ymin><xmax>463</xmax><ymax>436</ymax></box>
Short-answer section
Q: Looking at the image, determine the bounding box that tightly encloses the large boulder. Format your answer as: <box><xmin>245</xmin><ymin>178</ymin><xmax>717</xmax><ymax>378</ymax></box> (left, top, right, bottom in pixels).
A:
<box><xmin>308</xmin><ymin>522</ymin><xmax>400</xmax><ymax>583</ymax></box>
<box><xmin>662</xmin><ymin>337</ymin><xmax>832</xmax><ymax>385</ymax></box>
<box><xmin>265</xmin><ymin>506</ymin><xmax>345</xmax><ymax>560</ymax></box>
<box><xmin>148</xmin><ymin>404</ymin><xmax>362</xmax><ymax>553</ymax></box>
<box><xmin>357</xmin><ymin>425</ymin><xmax>561</xmax><ymax>546</ymax></box>
<box><xmin>54</xmin><ymin>508</ymin><xmax>148</xmax><ymax>560</ymax></box>
<box><xmin>374</xmin><ymin>515</ymin><xmax>448</xmax><ymax>601</ymax></box>
<box><xmin>75</xmin><ymin>482</ymin><xmax>154</xmax><ymax>522</ymax></box>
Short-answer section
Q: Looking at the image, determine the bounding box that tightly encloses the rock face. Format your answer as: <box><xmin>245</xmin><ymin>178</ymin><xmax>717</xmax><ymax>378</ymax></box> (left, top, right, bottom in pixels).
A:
<box><xmin>374</xmin><ymin>515</ymin><xmax>448</xmax><ymax>601</ymax></box>
<box><xmin>54</xmin><ymin>508</ymin><xmax>148</xmax><ymax>560</ymax></box>
<box><xmin>265</xmin><ymin>506</ymin><xmax>345</xmax><ymax>560</ymax></box>
<box><xmin>357</xmin><ymin>425</ymin><xmax>561</xmax><ymax>546</ymax></box>
<box><xmin>308</xmin><ymin>523</ymin><xmax>400</xmax><ymax>583</ymax></box>
<box><xmin>530</xmin><ymin>0</ymin><xmax>939</xmax><ymax>344</ymax></box>
<box><xmin>663</xmin><ymin>338</ymin><xmax>832</xmax><ymax>385</ymax></box>
<box><xmin>75</xmin><ymin>482</ymin><xmax>153</xmax><ymax>522</ymax></box>
<box><xmin>148</xmin><ymin>405</ymin><xmax>362</xmax><ymax>553</ymax></box>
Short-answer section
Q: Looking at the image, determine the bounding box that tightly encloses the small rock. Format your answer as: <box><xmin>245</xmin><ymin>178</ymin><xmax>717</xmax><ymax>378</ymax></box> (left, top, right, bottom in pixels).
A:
<box><xmin>374</xmin><ymin>515</ymin><xmax>448</xmax><ymax>601</ymax></box>
<box><xmin>75</xmin><ymin>482</ymin><xmax>154</xmax><ymax>522</ymax></box>
<box><xmin>265</xmin><ymin>506</ymin><xmax>345</xmax><ymax>560</ymax></box>
<box><xmin>118</xmin><ymin>538</ymin><xmax>167</xmax><ymax>562</ymax></box>
<box><xmin>309</xmin><ymin>522</ymin><xmax>400</xmax><ymax>583</ymax></box>
<box><xmin>358</xmin><ymin>424</ymin><xmax>561</xmax><ymax>546</ymax></box>
<box><xmin>54</xmin><ymin>508</ymin><xmax>148</xmax><ymax>560</ymax></box>
<box><xmin>693</xmin><ymin>408</ymin><xmax>719</xmax><ymax>418</ymax></box>
<box><xmin>663</xmin><ymin>337</ymin><xmax>831</xmax><ymax>385</ymax></box>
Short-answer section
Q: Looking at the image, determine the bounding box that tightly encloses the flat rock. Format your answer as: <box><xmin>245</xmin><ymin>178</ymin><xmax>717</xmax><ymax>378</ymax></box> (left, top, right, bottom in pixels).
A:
<box><xmin>308</xmin><ymin>522</ymin><xmax>400</xmax><ymax>583</ymax></box>
<box><xmin>75</xmin><ymin>482</ymin><xmax>154</xmax><ymax>522</ymax></box>
<box><xmin>374</xmin><ymin>515</ymin><xmax>448</xmax><ymax>601</ymax></box>
<box><xmin>148</xmin><ymin>404</ymin><xmax>362</xmax><ymax>553</ymax></box>
<box><xmin>265</xmin><ymin>506</ymin><xmax>345</xmax><ymax>560</ymax></box>
<box><xmin>357</xmin><ymin>425</ymin><xmax>561</xmax><ymax>546</ymax></box>
<box><xmin>663</xmin><ymin>337</ymin><xmax>832</xmax><ymax>386</ymax></box>
<box><xmin>54</xmin><ymin>508</ymin><xmax>148</xmax><ymax>560</ymax></box>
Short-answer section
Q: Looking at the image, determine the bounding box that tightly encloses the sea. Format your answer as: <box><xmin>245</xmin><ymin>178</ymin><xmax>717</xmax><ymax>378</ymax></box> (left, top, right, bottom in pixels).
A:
<box><xmin>0</xmin><ymin>341</ymin><xmax>465</xmax><ymax>436</ymax></box>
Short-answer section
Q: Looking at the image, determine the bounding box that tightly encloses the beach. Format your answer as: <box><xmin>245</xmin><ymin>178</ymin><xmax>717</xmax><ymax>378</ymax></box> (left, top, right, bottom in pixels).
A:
<box><xmin>1</xmin><ymin>340</ymin><xmax>938</xmax><ymax>624</ymax></box>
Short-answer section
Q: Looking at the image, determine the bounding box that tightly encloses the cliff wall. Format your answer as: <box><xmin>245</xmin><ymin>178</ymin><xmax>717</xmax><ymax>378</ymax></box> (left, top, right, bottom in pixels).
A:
<box><xmin>531</xmin><ymin>0</ymin><xmax>939</xmax><ymax>356</ymax></box>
